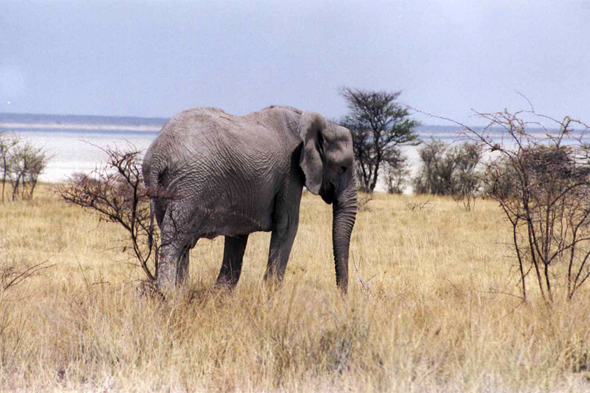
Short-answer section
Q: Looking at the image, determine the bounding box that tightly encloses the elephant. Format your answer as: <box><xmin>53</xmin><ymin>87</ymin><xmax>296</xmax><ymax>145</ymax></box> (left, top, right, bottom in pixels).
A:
<box><xmin>142</xmin><ymin>105</ymin><xmax>357</xmax><ymax>293</ymax></box>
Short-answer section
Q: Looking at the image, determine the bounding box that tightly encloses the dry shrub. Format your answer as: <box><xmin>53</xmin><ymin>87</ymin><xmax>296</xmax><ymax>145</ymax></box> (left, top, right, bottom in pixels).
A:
<box><xmin>466</xmin><ymin>110</ymin><xmax>590</xmax><ymax>301</ymax></box>
<box><xmin>413</xmin><ymin>139</ymin><xmax>482</xmax><ymax>210</ymax></box>
<box><xmin>59</xmin><ymin>146</ymin><xmax>161</xmax><ymax>285</ymax></box>
<box><xmin>383</xmin><ymin>160</ymin><xmax>410</xmax><ymax>194</ymax></box>
<box><xmin>0</xmin><ymin>239</ymin><xmax>53</xmax><ymax>375</ymax></box>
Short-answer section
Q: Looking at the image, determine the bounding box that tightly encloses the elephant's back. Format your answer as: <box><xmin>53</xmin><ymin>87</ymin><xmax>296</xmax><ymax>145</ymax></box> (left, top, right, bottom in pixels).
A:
<box><xmin>156</xmin><ymin>107</ymin><xmax>234</xmax><ymax>143</ymax></box>
<box><xmin>156</xmin><ymin>107</ymin><xmax>287</xmax><ymax>150</ymax></box>
<box><xmin>147</xmin><ymin>107</ymin><xmax>291</xmax><ymax>201</ymax></box>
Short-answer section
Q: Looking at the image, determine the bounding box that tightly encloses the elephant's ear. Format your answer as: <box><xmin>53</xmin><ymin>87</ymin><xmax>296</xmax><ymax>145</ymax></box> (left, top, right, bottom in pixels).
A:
<box><xmin>299</xmin><ymin>112</ymin><xmax>327</xmax><ymax>195</ymax></box>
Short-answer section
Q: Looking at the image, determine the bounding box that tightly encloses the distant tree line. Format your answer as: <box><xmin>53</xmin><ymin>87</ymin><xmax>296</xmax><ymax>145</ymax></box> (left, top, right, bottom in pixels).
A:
<box><xmin>0</xmin><ymin>132</ymin><xmax>49</xmax><ymax>202</ymax></box>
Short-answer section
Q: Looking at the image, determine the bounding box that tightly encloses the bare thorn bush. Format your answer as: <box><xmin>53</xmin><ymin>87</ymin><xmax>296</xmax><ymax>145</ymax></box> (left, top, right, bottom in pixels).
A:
<box><xmin>405</xmin><ymin>198</ymin><xmax>432</xmax><ymax>212</ymax></box>
<box><xmin>1</xmin><ymin>258</ymin><xmax>52</xmax><ymax>294</ymax></box>
<box><xmin>465</xmin><ymin>110</ymin><xmax>590</xmax><ymax>301</ymax></box>
<box><xmin>0</xmin><ymin>241</ymin><xmax>53</xmax><ymax>357</ymax></box>
<box><xmin>59</xmin><ymin>146</ymin><xmax>163</xmax><ymax>286</ymax></box>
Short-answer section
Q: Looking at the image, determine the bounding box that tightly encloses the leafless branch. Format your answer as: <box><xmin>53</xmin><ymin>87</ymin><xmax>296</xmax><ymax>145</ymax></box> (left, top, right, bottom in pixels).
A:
<box><xmin>59</xmin><ymin>145</ymin><xmax>172</xmax><ymax>284</ymax></box>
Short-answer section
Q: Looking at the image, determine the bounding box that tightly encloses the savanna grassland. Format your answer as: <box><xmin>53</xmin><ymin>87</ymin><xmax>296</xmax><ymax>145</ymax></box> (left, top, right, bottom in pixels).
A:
<box><xmin>2</xmin><ymin>186</ymin><xmax>590</xmax><ymax>392</ymax></box>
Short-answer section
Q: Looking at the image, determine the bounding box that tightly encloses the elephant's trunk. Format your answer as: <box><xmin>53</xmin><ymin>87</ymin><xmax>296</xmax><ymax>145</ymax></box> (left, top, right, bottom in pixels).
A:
<box><xmin>332</xmin><ymin>177</ymin><xmax>357</xmax><ymax>294</ymax></box>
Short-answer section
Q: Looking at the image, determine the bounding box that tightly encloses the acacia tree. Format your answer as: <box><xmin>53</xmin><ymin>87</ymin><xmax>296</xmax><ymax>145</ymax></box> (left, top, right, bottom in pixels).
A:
<box><xmin>0</xmin><ymin>133</ymin><xmax>47</xmax><ymax>202</ymax></box>
<box><xmin>339</xmin><ymin>87</ymin><xmax>420</xmax><ymax>192</ymax></box>
<box><xmin>0</xmin><ymin>133</ymin><xmax>18</xmax><ymax>202</ymax></box>
<box><xmin>8</xmin><ymin>141</ymin><xmax>48</xmax><ymax>200</ymax></box>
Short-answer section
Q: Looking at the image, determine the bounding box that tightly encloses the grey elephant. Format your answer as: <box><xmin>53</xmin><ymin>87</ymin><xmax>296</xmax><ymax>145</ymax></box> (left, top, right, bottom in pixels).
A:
<box><xmin>142</xmin><ymin>105</ymin><xmax>357</xmax><ymax>293</ymax></box>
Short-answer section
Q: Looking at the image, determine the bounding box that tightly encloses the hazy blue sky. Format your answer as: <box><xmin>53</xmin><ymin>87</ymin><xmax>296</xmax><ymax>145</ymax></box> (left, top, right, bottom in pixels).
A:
<box><xmin>2</xmin><ymin>0</ymin><xmax>589</xmax><ymax>125</ymax></box>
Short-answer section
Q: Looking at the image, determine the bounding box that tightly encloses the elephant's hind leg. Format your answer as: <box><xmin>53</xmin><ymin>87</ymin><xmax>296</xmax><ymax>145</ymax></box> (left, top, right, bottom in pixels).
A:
<box><xmin>157</xmin><ymin>204</ymin><xmax>200</xmax><ymax>291</ymax></box>
<box><xmin>176</xmin><ymin>237</ymin><xmax>200</xmax><ymax>284</ymax></box>
<box><xmin>176</xmin><ymin>246</ymin><xmax>191</xmax><ymax>284</ymax></box>
<box><xmin>216</xmin><ymin>235</ymin><xmax>249</xmax><ymax>288</ymax></box>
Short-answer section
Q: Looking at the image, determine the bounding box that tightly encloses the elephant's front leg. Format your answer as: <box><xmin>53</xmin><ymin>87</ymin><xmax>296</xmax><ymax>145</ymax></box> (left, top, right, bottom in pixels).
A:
<box><xmin>216</xmin><ymin>235</ymin><xmax>249</xmax><ymax>288</ymax></box>
<box><xmin>264</xmin><ymin>196</ymin><xmax>301</xmax><ymax>283</ymax></box>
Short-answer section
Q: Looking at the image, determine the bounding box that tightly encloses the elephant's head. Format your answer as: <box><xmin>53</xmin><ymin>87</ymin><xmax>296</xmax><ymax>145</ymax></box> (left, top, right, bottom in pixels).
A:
<box><xmin>299</xmin><ymin>112</ymin><xmax>358</xmax><ymax>293</ymax></box>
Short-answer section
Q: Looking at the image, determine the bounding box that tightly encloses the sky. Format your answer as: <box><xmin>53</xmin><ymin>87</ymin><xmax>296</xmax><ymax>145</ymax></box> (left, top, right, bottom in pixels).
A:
<box><xmin>1</xmin><ymin>0</ymin><xmax>590</xmax><ymax>125</ymax></box>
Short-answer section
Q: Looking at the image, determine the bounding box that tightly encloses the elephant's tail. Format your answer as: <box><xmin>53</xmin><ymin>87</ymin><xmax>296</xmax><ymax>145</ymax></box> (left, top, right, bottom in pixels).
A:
<box><xmin>148</xmin><ymin>199</ymin><xmax>155</xmax><ymax>250</ymax></box>
<box><xmin>143</xmin><ymin>152</ymin><xmax>162</xmax><ymax>252</ymax></box>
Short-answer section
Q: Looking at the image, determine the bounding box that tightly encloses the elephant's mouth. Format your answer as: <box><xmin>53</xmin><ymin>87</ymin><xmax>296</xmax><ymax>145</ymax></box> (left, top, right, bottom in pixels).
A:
<box><xmin>320</xmin><ymin>183</ymin><xmax>336</xmax><ymax>204</ymax></box>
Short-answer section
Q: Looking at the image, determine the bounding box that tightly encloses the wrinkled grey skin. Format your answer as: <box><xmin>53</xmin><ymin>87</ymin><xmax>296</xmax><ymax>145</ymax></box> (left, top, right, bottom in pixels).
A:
<box><xmin>142</xmin><ymin>105</ymin><xmax>357</xmax><ymax>293</ymax></box>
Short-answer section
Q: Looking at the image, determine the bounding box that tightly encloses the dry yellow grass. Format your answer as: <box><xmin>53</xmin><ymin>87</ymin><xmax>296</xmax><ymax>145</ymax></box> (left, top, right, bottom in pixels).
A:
<box><xmin>2</xmin><ymin>185</ymin><xmax>590</xmax><ymax>392</ymax></box>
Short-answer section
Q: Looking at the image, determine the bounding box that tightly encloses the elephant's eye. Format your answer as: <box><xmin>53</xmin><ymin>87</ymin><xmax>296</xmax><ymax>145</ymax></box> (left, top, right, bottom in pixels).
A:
<box><xmin>340</xmin><ymin>166</ymin><xmax>347</xmax><ymax>173</ymax></box>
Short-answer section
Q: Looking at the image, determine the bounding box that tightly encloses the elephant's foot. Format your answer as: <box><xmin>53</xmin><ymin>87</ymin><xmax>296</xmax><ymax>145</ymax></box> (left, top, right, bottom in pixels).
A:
<box><xmin>215</xmin><ymin>264</ymin><xmax>242</xmax><ymax>289</ymax></box>
<box><xmin>156</xmin><ymin>259</ymin><xmax>181</xmax><ymax>296</ymax></box>
<box><xmin>262</xmin><ymin>271</ymin><xmax>285</xmax><ymax>292</ymax></box>
<box><xmin>134</xmin><ymin>280</ymin><xmax>165</xmax><ymax>301</ymax></box>
<box><xmin>215</xmin><ymin>275</ymin><xmax>239</xmax><ymax>290</ymax></box>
